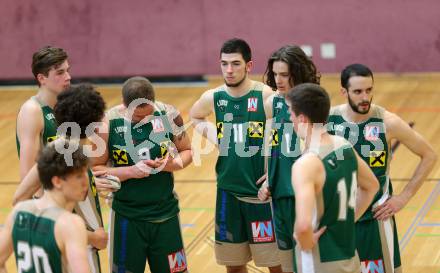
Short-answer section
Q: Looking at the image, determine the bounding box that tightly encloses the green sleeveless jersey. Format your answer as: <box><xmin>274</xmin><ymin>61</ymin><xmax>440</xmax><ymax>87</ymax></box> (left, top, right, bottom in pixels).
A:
<box><xmin>213</xmin><ymin>82</ymin><xmax>266</xmax><ymax>197</ymax></box>
<box><xmin>313</xmin><ymin>141</ymin><xmax>358</xmax><ymax>264</ymax></box>
<box><xmin>268</xmin><ymin>94</ymin><xmax>301</xmax><ymax>199</ymax></box>
<box><xmin>295</xmin><ymin>139</ymin><xmax>359</xmax><ymax>273</ymax></box>
<box><xmin>107</xmin><ymin>103</ymin><xmax>179</xmax><ymax>221</ymax></box>
<box><xmin>74</xmin><ymin>169</ymin><xmax>103</xmax><ymax>230</ymax></box>
<box><xmin>12</xmin><ymin>200</ymin><xmax>67</xmax><ymax>273</ymax></box>
<box><xmin>328</xmin><ymin>105</ymin><xmax>390</xmax><ymax>222</ymax></box>
<box><xmin>16</xmin><ymin>96</ymin><xmax>58</xmax><ymax>155</ymax></box>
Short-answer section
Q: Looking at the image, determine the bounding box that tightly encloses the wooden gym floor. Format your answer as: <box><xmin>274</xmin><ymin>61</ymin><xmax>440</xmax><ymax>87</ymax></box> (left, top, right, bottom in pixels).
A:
<box><xmin>0</xmin><ymin>73</ymin><xmax>439</xmax><ymax>272</ymax></box>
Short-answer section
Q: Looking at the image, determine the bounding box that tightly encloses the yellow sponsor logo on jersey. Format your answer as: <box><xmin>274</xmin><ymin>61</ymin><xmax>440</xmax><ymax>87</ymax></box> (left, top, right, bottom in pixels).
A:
<box><xmin>47</xmin><ymin>136</ymin><xmax>58</xmax><ymax>143</ymax></box>
<box><xmin>112</xmin><ymin>149</ymin><xmax>128</xmax><ymax>165</ymax></box>
<box><xmin>160</xmin><ymin>141</ymin><xmax>171</xmax><ymax>158</ymax></box>
<box><xmin>90</xmin><ymin>176</ymin><xmax>97</xmax><ymax>197</ymax></box>
<box><xmin>369</xmin><ymin>150</ymin><xmax>386</xmax><ymax>167</ymax></box>
<box><xmin>270</xmin><ymin>129</ymin><xmax>279</xmax><ymax>146</ymax></box>
<box><xmin>299</xmin><ymin>138</ymin><xmax>306</xmax><ymax>151</ymax></box>
<box><xmin>217</xmin><ymin>122</ymin><xmax>224</xmax><ymax>139</ymax></box>
<box><xmin>248</xmin><ymin>121</ymin><xmax>264</xmax><ymax>138</ymax></box>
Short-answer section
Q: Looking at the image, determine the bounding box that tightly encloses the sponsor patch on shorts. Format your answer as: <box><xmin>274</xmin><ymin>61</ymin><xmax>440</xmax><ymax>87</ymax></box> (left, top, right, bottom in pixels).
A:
<box><xmin>361</xmin><ymin>259</ymin><xmax>384</xmax><ymax>273</ymax></box>
<box><xmin>251</xmin><ymin>221</ymin><xmax>275</xmax><ymax>243</ymax></box>
<box><xmin>168</xmin><ymin>249</ymin><xmax>187</xmax><ymax>273</ymax></box>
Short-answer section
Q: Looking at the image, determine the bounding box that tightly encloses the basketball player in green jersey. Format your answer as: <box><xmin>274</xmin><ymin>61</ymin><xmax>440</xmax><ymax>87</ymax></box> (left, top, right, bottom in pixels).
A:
<box><xmin>190</xmin><ymin>38</ymin><xmax>282</xmax><ymax>273</ymax></box>
<box><xmin>285</xmin><ymin>83</ymin><xmax>379</xmax><ymax>273</ymax></box>
<box><xmin>16</xmin><ymin>46</ymin><xmax>71</xmax><ymax>198</ymax></box>
<box><xmin>0</xmin><ymin>139</ymin><xmax>91</xmax><ymax>273</ymax></box>
<box><xmin>93</xmin><ymin>76</ymin><xmax>192</xmax><ymax>273</ymax></box>
<box><xmin>327</xmin><ymin>64</ymin><xmax>437</xmax><ymax>273</ymax></box>
<box><xmin>13</xmin><ymin>84</ymin><xmax>109</xmax><ymax>273</ymax></box>
<box><xmin>258</xmin><ymin>45</ymin><xmax>320</xmax><ymax>273</ymax></box>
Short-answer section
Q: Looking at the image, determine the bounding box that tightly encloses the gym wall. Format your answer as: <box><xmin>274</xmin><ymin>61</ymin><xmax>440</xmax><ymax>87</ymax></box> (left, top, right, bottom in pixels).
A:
<box><xmin>1</xmin><ymin>0</ymin><xmax>439</xmax><ymax>80</ymax></box>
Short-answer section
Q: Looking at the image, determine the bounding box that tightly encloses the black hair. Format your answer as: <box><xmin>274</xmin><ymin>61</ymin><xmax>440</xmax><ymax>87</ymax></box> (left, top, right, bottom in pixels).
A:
<box><xmin>220</xmin><ymin>38</ymin><xmax>252</xmax><ymax>63</ymax></box>
<box><xmin>286</xmin><ymin>83</ymin><xmax>330</xmax><ymax>123</ymax></box>
<box><xmin>341</xmin><ymin>63</ymin><xmax>374</xmax><ymax>89</ymax></box>
<box><xmin>55</xmin><ymin>83</ymin><xmax>106</xmax><ymax>139</ymax></box>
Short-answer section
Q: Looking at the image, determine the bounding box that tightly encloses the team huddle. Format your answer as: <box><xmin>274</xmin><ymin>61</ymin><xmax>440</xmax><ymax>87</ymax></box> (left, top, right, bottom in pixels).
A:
<box><xmin>0</xmin><ymin>38</ymin><xmax>436</xmax><ymax>273</ymax></box>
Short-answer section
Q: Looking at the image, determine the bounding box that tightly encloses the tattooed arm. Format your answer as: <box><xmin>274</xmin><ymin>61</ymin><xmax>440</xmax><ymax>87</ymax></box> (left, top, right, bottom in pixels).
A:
<box><xmin>158</xmin><ymin>104</ymin><xmax>192</xmax><ymax>172</ymax></box>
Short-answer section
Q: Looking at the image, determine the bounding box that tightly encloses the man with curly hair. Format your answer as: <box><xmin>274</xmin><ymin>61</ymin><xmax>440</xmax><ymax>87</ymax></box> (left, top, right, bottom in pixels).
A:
<box><xmin>258</xmin><ymin>45</ymin><xmax>321</xmax><ymax>273</ymax></box>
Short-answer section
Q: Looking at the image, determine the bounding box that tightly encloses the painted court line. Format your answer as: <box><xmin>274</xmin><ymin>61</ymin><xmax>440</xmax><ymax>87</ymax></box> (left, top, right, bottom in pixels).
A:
<box><xmin>400</xmin><ymin>180</ymin><xmax>440</xmax><ymax>251</ymax></box>
<box><xmin>399</xmin><ymin>188</ymin><xmax>431</xmax><ymax>247</ymax></box>
<box><xmin>401</xmin><ymin>181</ymin><xmax>440</xmax><ymax>250</ymax></box>
<box><xmin>415</xmin><ymin>233</ymin><xmax>440</xmax><ymax>237</ymax></box>
<box><xmin>418</xmin><ymin>222</ymin><xmax>440</xmax><ymax>227</ymax></box>
<box><xmin>181</xmin><ymin>207</ymin><xmax>214</xmax><ymax>211</ymax></box>
<box><xmin>186</xmin><ymin>218</ymin><xmax>214</xmax><ymax>255</ymax></box>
